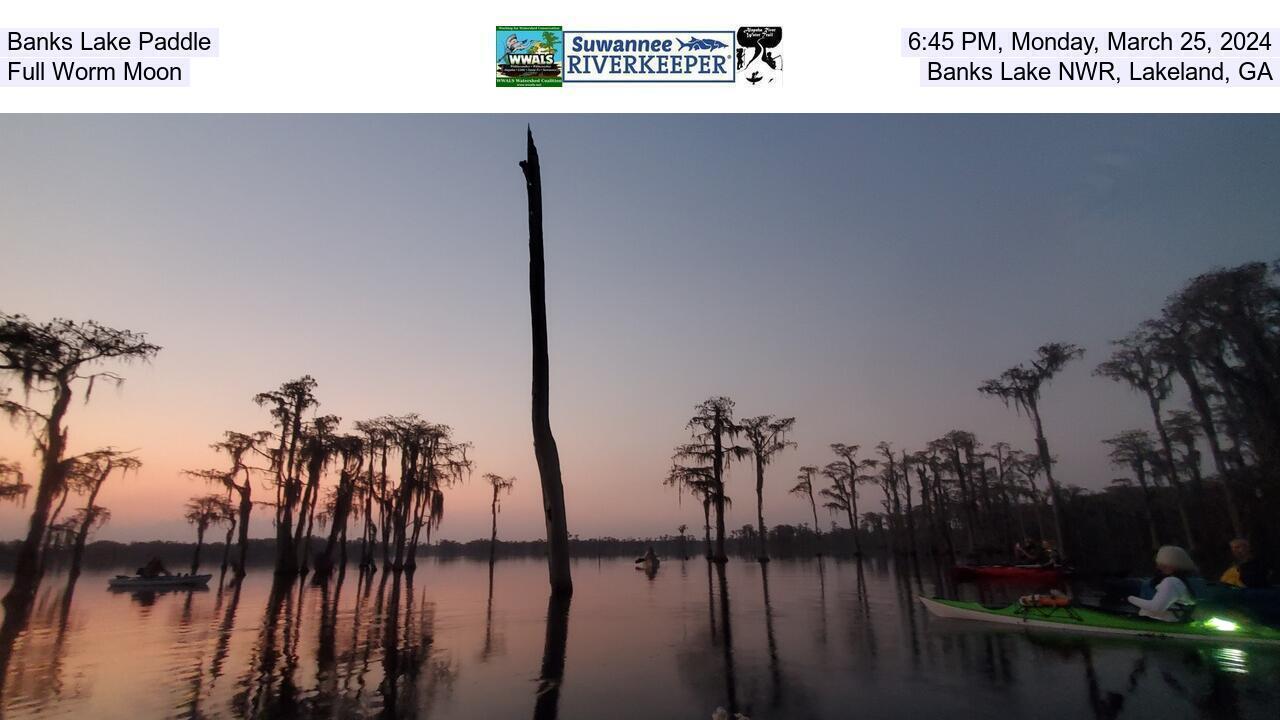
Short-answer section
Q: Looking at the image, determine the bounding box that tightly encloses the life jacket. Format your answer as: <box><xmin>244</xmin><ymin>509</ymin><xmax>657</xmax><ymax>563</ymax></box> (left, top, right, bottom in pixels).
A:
<box><xmin>1220</xmin><ymin>564</ymin><xmax>1244</xmax><ymax>588</ymax></box>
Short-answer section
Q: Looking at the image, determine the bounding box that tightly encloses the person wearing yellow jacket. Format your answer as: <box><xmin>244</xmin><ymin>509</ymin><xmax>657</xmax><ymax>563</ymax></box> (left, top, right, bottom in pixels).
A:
<box><xmin>1220</xmin><ymin>539</ymin><xmax>1269</xmax><ymax>588</ymax></box>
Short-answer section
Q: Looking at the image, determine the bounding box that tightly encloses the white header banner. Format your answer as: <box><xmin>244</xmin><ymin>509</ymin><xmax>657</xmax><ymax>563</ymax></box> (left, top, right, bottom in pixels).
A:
<box><xmin>0</xmin><ymin>0</ymin><xmax>1278</xmax><ymax>111</ymax></box>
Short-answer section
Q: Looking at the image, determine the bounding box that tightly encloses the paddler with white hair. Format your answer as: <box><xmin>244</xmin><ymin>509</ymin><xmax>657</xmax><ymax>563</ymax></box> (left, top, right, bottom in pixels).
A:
<box><xmin>1127</xmin><ymin>545</ymin><xmax>1198</xmax><ymax>622</ymax></box>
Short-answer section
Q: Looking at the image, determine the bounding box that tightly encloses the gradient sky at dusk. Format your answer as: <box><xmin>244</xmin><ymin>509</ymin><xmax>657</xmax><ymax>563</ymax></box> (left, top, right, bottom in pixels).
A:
<box><xmin>1</xmin><ymin>115</ymin><xmax>1277</xmax><ymax>543</ymax></box>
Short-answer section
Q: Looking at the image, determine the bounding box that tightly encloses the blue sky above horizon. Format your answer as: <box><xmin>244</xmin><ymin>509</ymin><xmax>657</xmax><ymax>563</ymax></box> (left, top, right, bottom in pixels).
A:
<box><xmin>1</xmin><ymin>114</ymin><xmax>1277</xmax><ymax>543</ymax></box>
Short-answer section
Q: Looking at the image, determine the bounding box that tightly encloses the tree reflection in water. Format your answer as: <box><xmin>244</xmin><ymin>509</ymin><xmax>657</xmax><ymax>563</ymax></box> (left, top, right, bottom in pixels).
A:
<box><xmin>312</xmin><ymin>570</ymin><xmax>343</xmax><ymax>716</ymax></box>
<box><xmin>532</xmin><ymin>591</ymin><xmax>571</xmax><ymax>720</ymax></box>
<box><xmin>814</xmin><ymin>556</ymin><xmax>829</xmax><ymax>653</ymax></box>
<box><xmin>849</xmin><ymin>558</ymin><xmax>878</xmax><ymax>661</ymax></box>
<box><xmin>234</xmin><ymin>575</ymin><xmax>298</xmax><ymax>717</ymax></box>
<box><xmin>759</xmin><ymin>562</ymin><xmax>782</xmax><ymax>710</ymax></box>
<box><xmin>715</xmin><ymin>562</ymin><xmax>740</xmax><ymax>717</ymax></box>
<box><xmin>210</xmin><ymin>578</ymin><xmax>244</xmax><ymax>684</ymax></box>
<box><xmin>480</xmin><ymin>561</ymin><xmax>507</xmax><ymax>663</ymax></box>
<box><xmin>381</xmin><ymin>573</ymin><xmax>458</xmax><ymax>719</ymax></box>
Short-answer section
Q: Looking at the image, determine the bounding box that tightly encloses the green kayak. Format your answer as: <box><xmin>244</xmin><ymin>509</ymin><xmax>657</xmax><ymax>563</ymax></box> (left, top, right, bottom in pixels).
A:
<box><xmin>919</xmin><ymin>596</ymin><xmax>1280</xmax><ymax>647</ymax></box>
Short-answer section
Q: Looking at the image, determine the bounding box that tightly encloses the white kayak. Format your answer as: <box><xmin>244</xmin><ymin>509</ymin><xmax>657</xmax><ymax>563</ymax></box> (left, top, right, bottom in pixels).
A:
<box><xmin>108</xmin><ymin>573</ymin><xmax>212</xmax><ymax>589</ymax></box>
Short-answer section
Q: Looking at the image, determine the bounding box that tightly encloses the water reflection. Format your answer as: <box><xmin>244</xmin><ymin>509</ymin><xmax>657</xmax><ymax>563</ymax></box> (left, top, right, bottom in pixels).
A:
<box><xmin>480</xmin><ymin>562</ymin><xmax>505</xmax><ymax>663</ymax></box>
<box><xmin>313</xmin><ymin>571</ymin><xmax>343</xmax><ymax>715</ymax></box>
<box><xmin>1081</xmin><ymin>645</ymin><xmax>1127</xmax><ymax>720</ymax></box>
<box><xmin>813</xmin><ymin>556</ymin><xmax>829</xmax><ymax>654</ymax></box>
<box><xmin>210</xmin><ymin>579</ymin><xmax>243</xmax><ymax>683</ymax></box>
<box><xmin>235</xmin><ymin>576</ymin><xmax>298</xmax><ymax>716</ymax></box>
<box><xmin>714</xmin><ymin>562</ymin><xmax>739</xmax><ymax>716</ymax></box>
<box><xmin>759</xmin><ymin>563</ymin><xmax>782</xmax><ymax>711</ymax></box>
<box><xmin>532</xmin><ymin>592</ymin><xmax>570</xmax><ymax>720</ymax></box>
<box><xmin>893</xmin><ymin>562</ymin><xmax>922</xmax><ymax>666</ymax></box>
<box><xmin>848</xmin><ymin>558</ymin><xmax>878</xmax><ymax>661</ymax></box>
<box><xmin>1</xmin><ymin>558</ymin><xmax>1278</xmax><ymax>719</ymax></box>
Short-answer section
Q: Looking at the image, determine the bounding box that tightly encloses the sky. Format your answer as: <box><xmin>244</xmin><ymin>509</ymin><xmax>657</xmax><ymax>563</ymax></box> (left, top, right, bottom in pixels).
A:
<box><xmin>1</xmin><ymin>114</ymin><xmax>1277</xmax><ymax>544</ymax></box>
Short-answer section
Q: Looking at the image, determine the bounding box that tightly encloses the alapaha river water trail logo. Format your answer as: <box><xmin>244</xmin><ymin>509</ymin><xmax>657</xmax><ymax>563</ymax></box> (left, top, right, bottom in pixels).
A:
<box><xmin>737</xmin><ymin>26</ymin><xmax>782</xmax><ymax>86</ymax></box>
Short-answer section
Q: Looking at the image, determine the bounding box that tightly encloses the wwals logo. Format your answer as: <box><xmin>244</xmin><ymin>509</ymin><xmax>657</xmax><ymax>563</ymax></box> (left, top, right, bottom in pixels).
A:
<box><xmin>496</xmin><ymin>26</ymin><xmax>563</xmax><ymax>87</ymax></box>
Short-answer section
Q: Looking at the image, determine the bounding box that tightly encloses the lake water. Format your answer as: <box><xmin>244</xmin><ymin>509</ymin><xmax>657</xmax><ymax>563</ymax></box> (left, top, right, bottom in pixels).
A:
<box><xmin>1</xmin><ymin>557</ymin><xmax>1277</xmax><ymax>719</ymax></box>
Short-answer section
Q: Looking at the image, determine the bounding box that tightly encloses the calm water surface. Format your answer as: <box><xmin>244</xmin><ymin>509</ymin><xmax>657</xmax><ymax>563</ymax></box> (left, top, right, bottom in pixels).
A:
<box><xmin>2</xmin><ymin>557</ymin><xmax>1277</xmax><ymax>719</ymax></box>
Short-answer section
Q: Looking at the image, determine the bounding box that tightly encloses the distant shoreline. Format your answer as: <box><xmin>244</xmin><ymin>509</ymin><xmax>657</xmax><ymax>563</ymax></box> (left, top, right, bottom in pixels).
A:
<box><xmin>0</xmin><ymin>533</ymin><xmax>825</xmax><ymax>572</ymax></box>
<box><xmin>0</xmin><ymin>523</ymin><xmax>936</xmax><ymax>572</ymax></box>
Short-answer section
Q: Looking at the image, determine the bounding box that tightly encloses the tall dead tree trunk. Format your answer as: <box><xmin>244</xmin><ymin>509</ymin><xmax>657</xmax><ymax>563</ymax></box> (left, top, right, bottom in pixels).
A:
<box><xmin>522</xmin><ymin>128</ymin><xmax>573</xmax><ymax>597</ymax></box>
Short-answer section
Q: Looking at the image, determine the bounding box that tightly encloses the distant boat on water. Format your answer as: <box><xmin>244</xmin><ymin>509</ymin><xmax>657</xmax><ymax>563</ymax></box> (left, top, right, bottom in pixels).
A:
<box><xmin>107</xmin><ymin>573</ymin><xmax>212</xmax><ymax>590</ymax></box>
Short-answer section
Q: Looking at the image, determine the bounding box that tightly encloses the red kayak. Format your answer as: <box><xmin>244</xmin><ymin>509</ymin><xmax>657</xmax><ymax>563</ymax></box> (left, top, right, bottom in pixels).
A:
<box><xmin>951</xmin><ymin>564</ymin><xmax>1068</xmax><ymax>583</ymax></box>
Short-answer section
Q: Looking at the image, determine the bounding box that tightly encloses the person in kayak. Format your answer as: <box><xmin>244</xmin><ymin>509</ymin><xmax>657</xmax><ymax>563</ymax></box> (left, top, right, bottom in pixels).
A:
<box><xmin>642</xmin><ymin>546</ymin><xmax>659</xmax><ymax>566</ymax></box>
<box><xmin>138</xmin><ymin>556</ymin><xmax>172</xmax><ymax>579</ymax></box>
<box><xmin>1219</xmin><ymin>538</ymin><xmax>1270</xmax><ymax>589</ymax></box>
<box><xmin>1013</xmin><ymin>538</ymin><xmax>1047</xmax><ymax>564</ymax></box>
<box><xmin>1128</xmin><ymin>545</ymin><xmax>1197</xmax><ymax>622</ymax></box>
<box><xmin>1039</xmin><ymin>540</ymin><xmax>1062</xmax><ymax>567</ymax></box>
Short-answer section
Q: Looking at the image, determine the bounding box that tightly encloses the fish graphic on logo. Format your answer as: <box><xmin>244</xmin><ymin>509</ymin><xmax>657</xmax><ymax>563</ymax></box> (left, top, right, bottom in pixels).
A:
<box><xmin>678</xmin><ymin>37</ymin><xmax>729</xmax><ymax>51</ymax></box>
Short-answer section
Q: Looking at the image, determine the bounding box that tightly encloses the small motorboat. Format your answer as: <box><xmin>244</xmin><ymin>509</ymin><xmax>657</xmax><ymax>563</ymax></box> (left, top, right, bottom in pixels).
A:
<box><xmin>951</xmin><ymin>564</ymin><xmax>1068</xmax><ymax>583</ymax></box>
<box><xmin>108</xmin><ymin>573</ymin><xmax>212</xmax><ymax>590</ymax></box>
